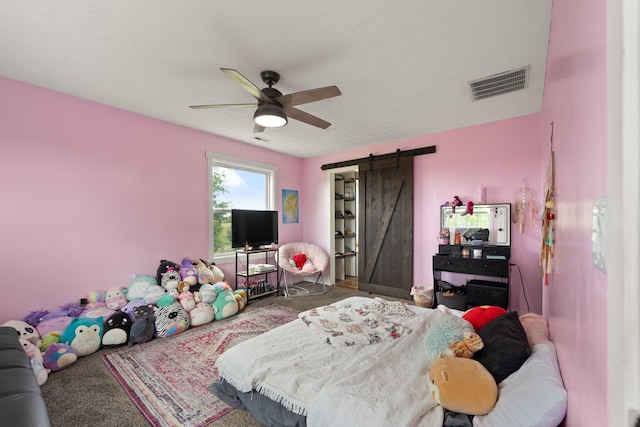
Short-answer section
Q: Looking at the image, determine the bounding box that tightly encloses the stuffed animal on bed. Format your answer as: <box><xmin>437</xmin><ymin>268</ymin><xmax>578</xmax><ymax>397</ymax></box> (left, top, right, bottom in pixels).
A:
<box><xmin>445</xmin><ymin>331</ymin><xmax>484</xmax><ymax>358</ymax></box>
<box><xmin>462</xmin><ymin>305</ymin><xmax>507</xmax><ymax>331</ymax></box>
<box><xmin>424</xmin><ymin>314</ymin><xmax>475</xmax><ymax>365</ymax></box>
<box><xmin>60</xmin><ymin>317</ymin><xmax>103</xmax><ymax>357</ymax></box>
<box><xmin>428</xmin><ymin>356</ymin><xmax>497</xmax><ymax>415</ymax></box>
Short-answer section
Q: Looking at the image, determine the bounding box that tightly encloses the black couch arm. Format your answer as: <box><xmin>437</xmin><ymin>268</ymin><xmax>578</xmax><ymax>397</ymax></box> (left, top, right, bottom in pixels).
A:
<box><xmin>0</xmin><ymin>326</ymin><xmax>51</xmax><ymax>427</ymax></box>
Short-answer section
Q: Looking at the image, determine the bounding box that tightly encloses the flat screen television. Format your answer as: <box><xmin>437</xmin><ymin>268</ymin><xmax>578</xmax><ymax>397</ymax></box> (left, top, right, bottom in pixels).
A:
<box><xmin>231</xmin><ymin>209</ymin><xmax>279</xmax><ymax>249</ymax></box>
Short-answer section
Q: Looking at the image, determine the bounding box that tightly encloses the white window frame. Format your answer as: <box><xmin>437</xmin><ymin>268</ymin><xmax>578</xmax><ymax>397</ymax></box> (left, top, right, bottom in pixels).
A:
<box><xmin>206</xmin><ymin>152</ymin><xmax>277</xmax><ymax>264</ymax></box>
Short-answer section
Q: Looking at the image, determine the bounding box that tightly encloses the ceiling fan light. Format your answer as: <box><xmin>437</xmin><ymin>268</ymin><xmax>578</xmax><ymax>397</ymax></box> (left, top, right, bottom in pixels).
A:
<box><xmin>254</xmin><ymin>104</ymin><xmax>287</xmax><ymax>128</ymax></box>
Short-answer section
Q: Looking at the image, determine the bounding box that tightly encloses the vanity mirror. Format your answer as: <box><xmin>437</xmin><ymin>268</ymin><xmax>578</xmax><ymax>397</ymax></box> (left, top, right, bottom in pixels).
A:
<box><xmin>440</xmin><ymin>203</ymin><xmax>511</xmax><ymax>246</ymax></box>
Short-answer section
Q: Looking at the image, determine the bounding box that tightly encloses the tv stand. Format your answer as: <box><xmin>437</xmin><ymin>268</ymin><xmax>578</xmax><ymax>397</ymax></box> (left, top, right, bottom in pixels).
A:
<box><xmin>235</xmin><ymin>248</ymin><xmax>279</xmax><ymax>302</ymax></box>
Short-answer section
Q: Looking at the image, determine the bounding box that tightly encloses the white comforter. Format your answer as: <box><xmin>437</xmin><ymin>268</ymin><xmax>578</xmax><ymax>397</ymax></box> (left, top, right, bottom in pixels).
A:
<box><xmin>215</xmin><ymin>296</ymin><xmax>567</xmax><ymax>427</ymax></box>
<box><xmin>216</xmin><ymin>296</ymin><xmax>446</xmax><ymax>427</ymax></box>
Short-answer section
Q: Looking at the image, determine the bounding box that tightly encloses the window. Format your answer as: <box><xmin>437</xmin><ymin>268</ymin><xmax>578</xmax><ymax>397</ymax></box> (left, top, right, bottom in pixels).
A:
<box><xmin>207</xmin><ymin>153</ymin><xmax>277</xmax><ymax>263</ymax></box>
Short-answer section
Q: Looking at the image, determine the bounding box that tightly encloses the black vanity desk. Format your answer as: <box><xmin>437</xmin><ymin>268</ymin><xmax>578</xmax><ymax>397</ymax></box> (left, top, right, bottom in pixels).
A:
<box><xmin>432</xmin><ymin>244</ymin><xmax>510</xmax><ymax>310</ymax></box>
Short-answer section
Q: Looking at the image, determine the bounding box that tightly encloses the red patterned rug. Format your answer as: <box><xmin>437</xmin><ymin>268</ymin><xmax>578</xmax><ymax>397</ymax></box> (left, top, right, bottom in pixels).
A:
<box><xmin>102</xmin><ymin>304</ymin><xmax>299</xmax><ymax>427</ymax></box>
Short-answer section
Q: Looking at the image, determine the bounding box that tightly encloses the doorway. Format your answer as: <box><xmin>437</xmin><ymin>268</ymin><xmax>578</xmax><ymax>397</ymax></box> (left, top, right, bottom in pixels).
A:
<box><xmin>329</xmin><ymin>166</ymin><xmax>359</xmax><ymax>287</ymax></box>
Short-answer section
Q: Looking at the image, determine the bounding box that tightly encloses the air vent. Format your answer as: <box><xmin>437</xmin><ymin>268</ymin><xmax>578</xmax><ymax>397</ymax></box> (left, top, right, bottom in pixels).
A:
<box><xmin>468</xmin><ymin>66</ymin><xmax>530</xmax><ymax>101</ymax></box>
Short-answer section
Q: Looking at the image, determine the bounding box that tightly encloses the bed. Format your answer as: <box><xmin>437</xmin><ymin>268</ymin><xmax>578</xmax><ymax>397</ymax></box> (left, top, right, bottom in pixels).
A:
<box><xmin>210</xmin><ymin>296</ymin><xmax>567</xmax><ymax>427</ymax></box>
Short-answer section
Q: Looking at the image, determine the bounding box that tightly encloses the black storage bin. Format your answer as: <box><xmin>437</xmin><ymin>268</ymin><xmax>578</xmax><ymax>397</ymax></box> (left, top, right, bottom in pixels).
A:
<box><xmin>466</xmin><ymin>279</ymin><xmax>508</xmax><ymax>310</ymax></box>
<box><xmin>434</xmin><ymin>280</ymin><xmax>468</xmax><ymax>311</ymax></box>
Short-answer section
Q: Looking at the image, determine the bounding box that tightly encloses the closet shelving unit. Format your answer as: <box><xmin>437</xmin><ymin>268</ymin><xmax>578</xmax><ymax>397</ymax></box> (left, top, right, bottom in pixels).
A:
<box><xmin>333</xmin><ymin>171</ymin><xmax>358</xmax><ymax>282</ymax></box>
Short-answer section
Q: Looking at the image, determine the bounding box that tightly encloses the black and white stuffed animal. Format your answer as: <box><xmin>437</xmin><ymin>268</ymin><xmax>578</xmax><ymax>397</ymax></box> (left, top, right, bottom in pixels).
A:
<box><xmin>102</xmin><ymin>311</ymin><xmax>132</xmax><ymax>348</ymax></box>
<box><xmin>154</xmin><ymin>302</ymin><xmax>190</xmax><ymax>338</ymax></box>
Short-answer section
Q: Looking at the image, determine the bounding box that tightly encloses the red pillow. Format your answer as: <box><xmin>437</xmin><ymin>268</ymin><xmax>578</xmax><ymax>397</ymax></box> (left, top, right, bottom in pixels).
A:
<box><xmin>293</xmin><ymin>253</ymin><xmax>307</xmax><ymax>269</ymax></box>
<box><xmin>463</xmin><ymin>305</ymin><xmax>507</xmax><ymax>331</ymax></box>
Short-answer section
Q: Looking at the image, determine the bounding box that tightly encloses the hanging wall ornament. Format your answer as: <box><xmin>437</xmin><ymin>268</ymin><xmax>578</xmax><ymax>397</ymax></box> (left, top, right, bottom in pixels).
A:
<box><xmin>513</xmin><ymin>183</ymin><xmax>538</xmax><ymax>234</ymax></box>
<box><xmin>540</xmin><ymin>123</ymin><xmax>556</xmax><ymax>286</ymax></box>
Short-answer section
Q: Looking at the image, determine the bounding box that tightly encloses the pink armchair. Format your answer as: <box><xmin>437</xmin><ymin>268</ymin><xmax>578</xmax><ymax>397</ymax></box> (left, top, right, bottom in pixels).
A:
<box><xmin>277</xmin><ymin>242</ymin><xmax>328</xmax><ymax>297</ymax></box>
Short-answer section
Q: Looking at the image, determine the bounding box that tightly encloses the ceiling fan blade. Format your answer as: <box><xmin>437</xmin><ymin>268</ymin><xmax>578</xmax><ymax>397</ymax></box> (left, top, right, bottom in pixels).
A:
<box><xmin>275</xmin><ymin>85</ymin><xmax>342</xmax><ymax>107</ymax></box>
<box><xmin>221</xmin><ymin>68</ymin><xmax>273</xmax><ymax>103</ymax></box>
<box><xmin>284</xmin><ymin>107</ymin><xmax>331</xmax><ymax>129</ymax></box>
<box><xmin>253</xmin><ymin>124</ymin><xmax>266</xmax><ymax>133</ymax></box>
<box><xmin>189</xmin><ymin>103</ymin><xmax>257</xmax><ymax>109</ymax></box>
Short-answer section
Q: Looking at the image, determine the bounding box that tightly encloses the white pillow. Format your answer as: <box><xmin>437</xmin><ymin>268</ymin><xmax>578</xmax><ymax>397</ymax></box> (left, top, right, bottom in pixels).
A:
<box><xmin>473</xmin><ymin>342</ymin><xmax>567</xmax><ymax>427</ymax></box>
<box><xmin>436</xmin><ymin>304</ymin><xmax>465</xmax><ymax>317</ymax></box>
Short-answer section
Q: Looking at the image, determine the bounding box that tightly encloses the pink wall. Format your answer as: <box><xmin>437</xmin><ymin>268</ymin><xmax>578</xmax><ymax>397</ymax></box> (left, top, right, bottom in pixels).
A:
<box><xmin>302</xmin><ymin>114</ymin><xmax>544</xmax><ymax>314</ymax></box>
<box><xmin>0</xmin><ymin>77</ymin><xmax>303</xmax><ymax>323</ymax></box>
<box><xmin>1</xmin><ymin>4</ymin><xmax>609</xmax><ymax>417</ymax></box>
<box><xmin>540</xmin><ymin>0</ymin><xmax>608</xmax><ymax>425</ymax></box>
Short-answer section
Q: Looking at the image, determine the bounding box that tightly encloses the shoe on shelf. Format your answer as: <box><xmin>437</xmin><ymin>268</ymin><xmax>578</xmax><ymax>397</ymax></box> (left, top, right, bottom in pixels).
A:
<box><xmin>335</xmin><ymin>210</ymin><xmax>344</xmax><ymax>219</ymax></box>
<box><xmin>335</xmin><ymin>193</ymin><xmax>343</xmax><ymax>199</ymax></box>
<box><xmin>344</xmin><ymin>210</ymin><xmax>355</xmax><ymax>218</ymax></box>
<box><xmin>335</xmin><ymin>230</ymin><xmax>343</xmax><ymax>236</ymax></box>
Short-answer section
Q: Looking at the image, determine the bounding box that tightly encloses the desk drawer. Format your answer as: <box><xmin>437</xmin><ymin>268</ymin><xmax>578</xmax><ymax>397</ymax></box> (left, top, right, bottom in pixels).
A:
<box><xmin>433</xmin><ymin>256</ymin><xmax>508</xmax><ymax>277</ymax></box>
<box><xmin>438</xmin><ymin>245</ymin><xmax>510</xmax><ymax>258</ymax></box>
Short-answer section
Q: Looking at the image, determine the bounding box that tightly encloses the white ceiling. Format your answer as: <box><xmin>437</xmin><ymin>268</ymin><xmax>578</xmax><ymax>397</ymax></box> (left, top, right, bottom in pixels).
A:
<box><xmin>0</xmin><ymin>1</ymin><xmax>552</xmax><ymax>158</ymax></box>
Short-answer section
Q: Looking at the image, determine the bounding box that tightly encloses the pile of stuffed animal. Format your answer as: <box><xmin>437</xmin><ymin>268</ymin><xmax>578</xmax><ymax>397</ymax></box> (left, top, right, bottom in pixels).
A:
<box><xmin>1</xmin><ymin>258</ymin><xmax>247</xmax><ymax>386</ymax></box>
<box><xmin>424</xmin><ymin>305</ymin><xmax>508</xmax><ymax>417</ymax></box>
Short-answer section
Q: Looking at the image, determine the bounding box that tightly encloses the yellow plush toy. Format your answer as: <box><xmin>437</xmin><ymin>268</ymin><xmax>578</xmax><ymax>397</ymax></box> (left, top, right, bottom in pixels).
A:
<box><xmin>428</xmin><ymin>356</ymin><xmax>498</xmax><ymax>415</ymax></box>
<box><xmin>445</xmin><ymin>331</ymin><xmax>484</xmax><ymax>359</ymax></box>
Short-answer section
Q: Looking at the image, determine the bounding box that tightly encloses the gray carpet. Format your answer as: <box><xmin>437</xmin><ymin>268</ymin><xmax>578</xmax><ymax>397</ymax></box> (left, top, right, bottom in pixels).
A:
<box><xmin>41</xmin><ymin>285</ymin><xmax>407</xmax><ymax>426</ymax></box>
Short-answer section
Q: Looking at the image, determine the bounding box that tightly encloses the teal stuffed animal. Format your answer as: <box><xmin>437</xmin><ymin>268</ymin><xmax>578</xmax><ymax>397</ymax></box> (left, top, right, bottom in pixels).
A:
<box><xmin>126</xmin><ymin>273</ymin><xmax>158</xmax><ymax>301</ymax></box>
<box><xmin>212</xmin><ymin>289</ymin><xmax>239</xmax><ymax>320</ymax></box>
<box><xmin>60</xmin><ymin>317</ymin><xmax>104</xmax><ymax>357</ymax></box>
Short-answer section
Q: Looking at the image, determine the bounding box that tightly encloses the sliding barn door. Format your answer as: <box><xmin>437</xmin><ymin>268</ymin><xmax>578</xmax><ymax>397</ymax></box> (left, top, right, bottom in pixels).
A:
<box><xmin>357</xmin><ymin>156</ymin><xmax>413</xmax><ymax>298</ymax></box>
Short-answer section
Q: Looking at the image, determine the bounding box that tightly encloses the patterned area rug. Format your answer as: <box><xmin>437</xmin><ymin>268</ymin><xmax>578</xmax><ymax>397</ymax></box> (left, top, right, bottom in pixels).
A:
<box><xmin>102</xmin><ymin>304</ymin><xmax>299</xmax><ymax>427</ymax></box>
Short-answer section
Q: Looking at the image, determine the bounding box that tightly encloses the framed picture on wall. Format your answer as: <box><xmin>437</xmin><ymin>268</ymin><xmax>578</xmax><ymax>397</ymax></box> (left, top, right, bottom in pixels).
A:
<box><xmin>282</xmin><ymin>189</ymin><xmax>299</xmax><ymax>224</ymax></box>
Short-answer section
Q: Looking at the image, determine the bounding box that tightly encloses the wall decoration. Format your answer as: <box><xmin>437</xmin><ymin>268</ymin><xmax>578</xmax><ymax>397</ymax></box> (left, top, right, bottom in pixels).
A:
<box><xmin>513</xmin><ymin>182</ymin><xmax>538</xmax><ymax>235</ymax></box>
<box><xmin>282</xmin><ymin>189</ymin><xmax>299</xmax><ymax>224</ymax></box>
<box><xmin>540</xmin><ymin>123</ymin><xmax>556</xmax><ymax>286</ymax></box>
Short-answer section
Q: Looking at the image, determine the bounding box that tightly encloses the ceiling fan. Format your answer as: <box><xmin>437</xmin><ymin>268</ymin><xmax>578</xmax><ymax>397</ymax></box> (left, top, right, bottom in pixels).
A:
<box><xmin>189</xmin><ymin>68</ymin><xmax>341</xmax><ymax>133</ymax></box>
